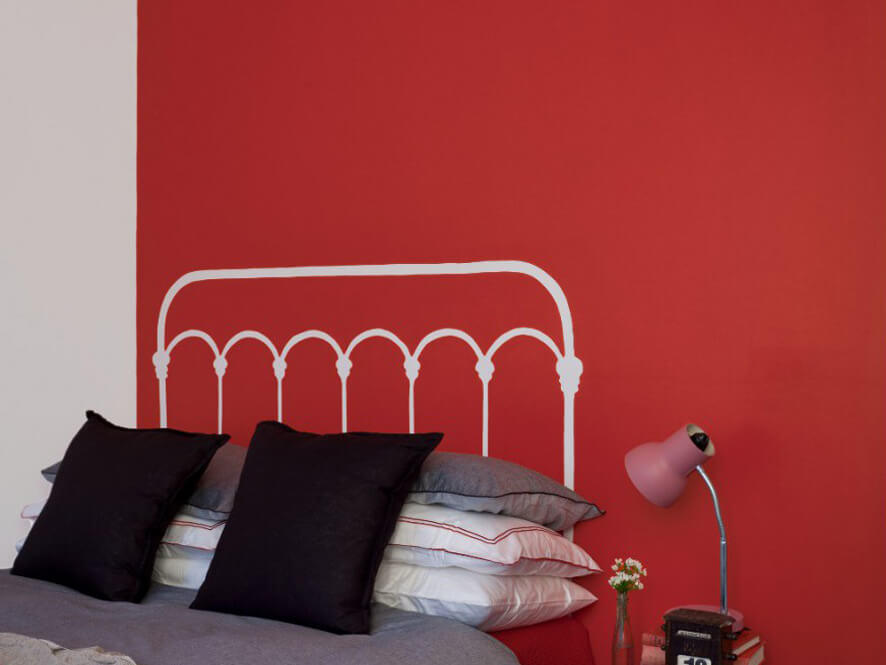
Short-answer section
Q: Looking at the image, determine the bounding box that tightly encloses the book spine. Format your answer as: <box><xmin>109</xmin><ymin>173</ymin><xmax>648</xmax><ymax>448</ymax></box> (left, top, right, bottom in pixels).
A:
<box><xmin>729</xmin><ymin>631</ymin><xmax>761</xmax><ymax>656</ymax></box>
<box><xmin>734</xmin><ymin>642</ymin><xmax>765</xmax><ymax>665</ymax></box>
<box><xmin>640</xmin><ymin>644</ymin><xmax>666</xmax><ymax>665</ymax></box>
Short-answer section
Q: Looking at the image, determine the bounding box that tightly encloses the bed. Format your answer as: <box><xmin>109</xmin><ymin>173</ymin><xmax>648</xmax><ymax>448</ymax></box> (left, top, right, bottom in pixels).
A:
<box><xmin>0</xmin><ymin>573</ymin><xmax>518</xmax><ymax>665</ymax></box>
<box><xmin>2</xmin><ymin>261</ymin><xmax>598</xmax><ymax>665</ymax></box>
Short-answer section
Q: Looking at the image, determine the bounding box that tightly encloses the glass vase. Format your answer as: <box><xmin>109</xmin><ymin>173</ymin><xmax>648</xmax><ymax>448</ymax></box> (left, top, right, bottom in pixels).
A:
<box><xmin>611</xmin><ymin>590</ymin><xmax>635</xmax><ymax>665</ymax></box>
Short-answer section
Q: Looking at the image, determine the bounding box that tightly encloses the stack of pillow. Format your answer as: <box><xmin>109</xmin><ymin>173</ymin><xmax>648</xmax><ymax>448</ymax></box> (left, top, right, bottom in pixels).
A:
<box><xmin>22</xmin><ymin>417</ymin><xmax>604</xmax><ymax>633</ymax></box>
<box><xmin>376</xmin><ymin>453</ymin><xmax>604</xmax><ymax>630</ymax></box>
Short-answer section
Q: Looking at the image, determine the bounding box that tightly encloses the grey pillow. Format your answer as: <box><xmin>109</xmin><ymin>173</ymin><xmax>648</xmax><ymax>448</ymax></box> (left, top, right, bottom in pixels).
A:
<box><xmin>41</xmin><ymin>442</ymin><xmax>247</xmax><ymax>521</ymax></box>
<box><xmin>40</xmin><ymin>462</ymin><xmax>61</xmax><ymax>483</ymax></box>
<box><xmin>407</xmin><ymin>452</ymin><xmax>603</xmax><ymax>531</ymax></box>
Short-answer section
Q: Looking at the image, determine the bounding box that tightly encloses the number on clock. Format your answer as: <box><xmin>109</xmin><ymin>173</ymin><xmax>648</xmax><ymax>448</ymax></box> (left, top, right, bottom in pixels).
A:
<box><xmin>677</xmin><ymin>657</ymin><xmax>712</xmax><ymax>665</ymax></box>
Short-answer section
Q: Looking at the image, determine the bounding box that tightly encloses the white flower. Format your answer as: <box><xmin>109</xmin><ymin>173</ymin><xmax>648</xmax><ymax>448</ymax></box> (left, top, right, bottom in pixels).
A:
<box><xmin>608</xmin><ymin>556</ymin><xmax>648</xmax><ymax>593</ymax></box>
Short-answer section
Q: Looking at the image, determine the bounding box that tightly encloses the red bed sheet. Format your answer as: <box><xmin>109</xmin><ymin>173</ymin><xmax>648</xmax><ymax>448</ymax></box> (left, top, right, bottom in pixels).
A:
<box><xmin>491</xmin><ymin>615</ymin><xmax>594</xmax><ymax>665</ymax></box>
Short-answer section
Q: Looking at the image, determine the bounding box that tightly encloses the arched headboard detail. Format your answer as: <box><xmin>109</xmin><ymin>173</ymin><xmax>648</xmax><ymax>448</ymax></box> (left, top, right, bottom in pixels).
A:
<box><xmin>153</xmin><ymin>260</ymin><xmax>583</xmax><ymax>492</ymax></box>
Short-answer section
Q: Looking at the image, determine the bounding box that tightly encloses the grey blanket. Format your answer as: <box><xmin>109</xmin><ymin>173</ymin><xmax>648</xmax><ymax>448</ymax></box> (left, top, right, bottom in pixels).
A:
<box><xmin>0</xmin><ymin>572</ymin><xmax>517</xmax><ymax>665</ymax></box>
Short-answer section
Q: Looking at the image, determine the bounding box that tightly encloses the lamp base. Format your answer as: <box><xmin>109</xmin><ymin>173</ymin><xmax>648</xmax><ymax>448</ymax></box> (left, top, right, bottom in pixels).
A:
<box><xmin>665</xmin><ymin>604</ymin><xmax>744</xmax><ymax>632</ymax></box>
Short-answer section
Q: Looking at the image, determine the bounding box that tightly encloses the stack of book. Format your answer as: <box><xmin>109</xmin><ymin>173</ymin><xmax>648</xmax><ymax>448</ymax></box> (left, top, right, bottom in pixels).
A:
<box><xmin>639</xmin><ymin>627</ymin><xmax>765</xmax><ymax>665</ymax></box>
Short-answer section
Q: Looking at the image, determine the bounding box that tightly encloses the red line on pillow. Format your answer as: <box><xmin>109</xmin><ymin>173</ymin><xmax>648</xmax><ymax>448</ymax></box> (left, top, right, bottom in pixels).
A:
<box><xmin>397</xmin><ymin>516</ymin><xmax>558</xmax><ymax>544</ymax></box>
<box><xmin>168</xmin><ymin>519</ymin><xmax>226</xmax><ymax>530</ymax></box>
<box><xmin>159</xmin><ymin>541</ymin><xmax>217</xmax><ymax>552</ymax></box>
<box><xmin>386</xmin><ymin>544</ymin><xmax>601</xmax><ymax>573</ymax></box>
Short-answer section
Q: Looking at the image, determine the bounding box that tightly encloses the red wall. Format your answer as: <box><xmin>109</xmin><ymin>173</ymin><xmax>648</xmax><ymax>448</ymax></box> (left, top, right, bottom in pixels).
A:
<box><xmin>137</xmin><ymin>2</ymin><xmax>886</xmax><ymax>662</ymax></box>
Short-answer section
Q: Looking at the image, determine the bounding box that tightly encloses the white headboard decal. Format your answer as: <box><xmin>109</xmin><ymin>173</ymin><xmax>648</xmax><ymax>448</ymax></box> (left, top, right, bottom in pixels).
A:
<box><xmin>154</xmin><ymin>260</ymin><xmax>583</xmax><ymax>493</ymax></box>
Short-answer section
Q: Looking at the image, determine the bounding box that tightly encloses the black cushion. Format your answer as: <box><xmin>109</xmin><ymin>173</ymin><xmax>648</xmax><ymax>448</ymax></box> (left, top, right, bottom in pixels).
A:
<box><xmin>42</xmin><ymin>443</ymin><xmax>247</xmax><ymax>522</ymax></box>
<box><xmin>190</xmin><ymin>421</ymin><xmax>442</xmax><ymax>634</ymax></box>
<box><xmin>12</xmin><ymin>411</ymin><xmax>228</xmax><ymax>602</ymax></box>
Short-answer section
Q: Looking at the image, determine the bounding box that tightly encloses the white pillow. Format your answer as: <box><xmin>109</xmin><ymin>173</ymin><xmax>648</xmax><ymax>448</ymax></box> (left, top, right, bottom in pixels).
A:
<box><xmin>387</xmin><ymin>503</ymin><xmax>600</xmax><ymax>577</ymax></box>
<box><xmin>19</xmin><ymin>501</ymin><xmax>226</xmax><ymax>551</ymax></box>
<box><xmin>15</xmin><ymin>501</ymin><xmax>43</xmax><ymax>553</ymax></box>
<box><xmin>162</xmin><ymin>514</ymin><xmax>226</xmax><ymax>550</ymax></box>
<box><xmin>21</xmin><ymin>500</ymin><xmax>599</xmax><ymax>580</ymax></box>
<box><xmin>21</xmin><ymin>500</ymin><xmax>45</xmax><ymax>520</ymax></box>
<box><xmin>22</xmin><ymin>498</ymin><xmax>215</xmax><ymax>588</ymax></box>
<box><xmin>152</xmin><ymin>544</ymin><xmax>212</xmax><ymax>589</ymax></box>
<box><xmin>373</xmin><ymin>562</ymin><xmax>596</xmax><ymax>631</ymax></box>
<box><xmin>151</xmin><ymin>550</ymin><xmax>597</xmax><ymax>631</ymax></box>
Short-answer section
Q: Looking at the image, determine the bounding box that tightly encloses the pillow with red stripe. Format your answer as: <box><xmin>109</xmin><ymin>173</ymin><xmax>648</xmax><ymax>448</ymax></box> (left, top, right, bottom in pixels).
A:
<box><xmin>18</xmin><ymin>501</ymin><xmax>227</xmax><ymax>552</ymax></box>
<box><xmin>374</xmin><ymin>562</ymin><xmax>597</xmax><ymax>631</ymax></box>
<box><xmin>385</xmin><ymin>503</ymin><xmax>600</xmax><ymax>578</ymax></box>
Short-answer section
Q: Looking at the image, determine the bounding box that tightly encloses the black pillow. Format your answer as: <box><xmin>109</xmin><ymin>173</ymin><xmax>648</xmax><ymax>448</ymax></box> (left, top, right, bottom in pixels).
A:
<box><xmin>190</xmin><ymin>421</ymin><xmax>441</xmax><ymax>634</ymax></box>
<box><xmin>41</xmin><ymin>443</ymin><xmax>247</xmax><ymax>522</ymax></box>
<box><xmin>12</xmin><ymin>411</ymin><xmax>228</xmax><ymax>602</ymax></box>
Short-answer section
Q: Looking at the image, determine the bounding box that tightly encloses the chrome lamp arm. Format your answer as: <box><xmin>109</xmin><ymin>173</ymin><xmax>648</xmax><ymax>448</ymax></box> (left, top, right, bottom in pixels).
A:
<box><xmin>694</xmin><ymin>465</ymin><xmax>727</xmax><ymax>616</ymax></box>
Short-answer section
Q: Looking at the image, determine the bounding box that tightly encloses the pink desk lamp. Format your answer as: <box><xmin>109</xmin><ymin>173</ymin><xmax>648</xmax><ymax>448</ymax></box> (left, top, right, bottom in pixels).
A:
<box><xmin>625</xmin><ymin>424</ymin><xmax>744</xmax><ymax>631</ymax></box>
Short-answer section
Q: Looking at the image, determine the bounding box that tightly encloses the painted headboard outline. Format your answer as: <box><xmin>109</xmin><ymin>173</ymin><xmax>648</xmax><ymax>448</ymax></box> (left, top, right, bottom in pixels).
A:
<box><xmin>153</xmin><ymin>260</ymin><xmax>583</xmax><ymax>493</ymax></box>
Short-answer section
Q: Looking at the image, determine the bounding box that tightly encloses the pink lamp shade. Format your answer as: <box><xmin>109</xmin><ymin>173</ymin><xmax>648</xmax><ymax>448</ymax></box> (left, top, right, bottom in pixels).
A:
<box><xmin>624</xmin><ymin>424</ymin><xmax>745</xmax><ymax>631</ymax></box>
<box><xmin>624</xmin><ymin>424</ymin><xmax>714</xmax><ymax>507</ymax></box>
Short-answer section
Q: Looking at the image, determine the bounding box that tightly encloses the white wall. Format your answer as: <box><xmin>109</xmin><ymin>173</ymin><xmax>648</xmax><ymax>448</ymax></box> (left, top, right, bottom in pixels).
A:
<box><xmin>0</xmin><ymin>1</ymin><xmax>136</xmax><ymax>566</ymax></box>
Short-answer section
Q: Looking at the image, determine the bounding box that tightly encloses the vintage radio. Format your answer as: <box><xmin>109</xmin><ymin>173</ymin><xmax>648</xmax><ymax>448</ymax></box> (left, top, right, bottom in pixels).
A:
<box><xmin>663</xmin><ymin>608</ymin><xmax>738</xmax><ymax>665</ymax></box>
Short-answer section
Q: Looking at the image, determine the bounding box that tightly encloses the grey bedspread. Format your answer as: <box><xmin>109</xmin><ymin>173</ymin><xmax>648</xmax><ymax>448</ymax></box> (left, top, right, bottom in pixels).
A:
<box><xmin>0</xmin><ymin>572</ymin><xmax>518</xmax><ymax>665</ymax></box>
